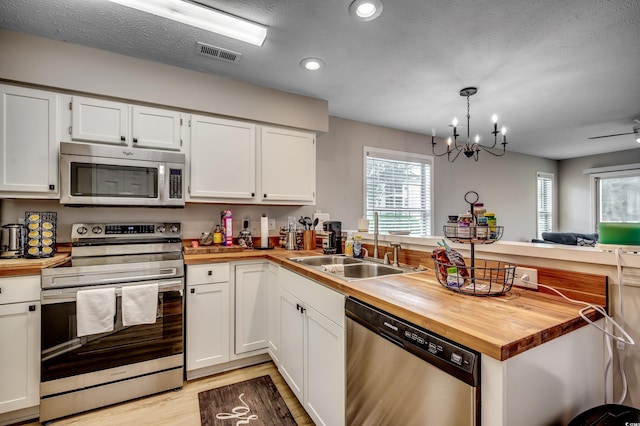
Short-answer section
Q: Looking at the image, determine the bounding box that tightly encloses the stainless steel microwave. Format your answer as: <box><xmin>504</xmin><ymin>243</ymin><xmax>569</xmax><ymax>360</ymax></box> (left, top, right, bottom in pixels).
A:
<box><xmin>59</xmin><ymin>142</ymin><xmax>185</xmax><ymax>207</ymax></box>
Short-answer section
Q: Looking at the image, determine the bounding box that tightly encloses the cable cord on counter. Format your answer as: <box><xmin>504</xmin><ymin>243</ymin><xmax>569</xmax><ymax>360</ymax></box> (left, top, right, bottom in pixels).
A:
<box><xmin>518</xmin><ymin>247</ymin><xmax>633</xmax><ymax>404</ymax></box>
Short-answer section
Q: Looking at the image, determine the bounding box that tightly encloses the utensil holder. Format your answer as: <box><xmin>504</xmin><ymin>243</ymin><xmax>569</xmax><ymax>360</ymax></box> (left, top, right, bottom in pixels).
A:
<box><xmin>303</xmin><ymin>230</ymin><xmax>316</xmax><ymax>250</ymax></box>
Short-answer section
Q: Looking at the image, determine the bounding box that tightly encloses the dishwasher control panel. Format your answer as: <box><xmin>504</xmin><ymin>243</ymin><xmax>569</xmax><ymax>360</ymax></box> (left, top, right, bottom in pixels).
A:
<box><xmin>346</xmin><ymin>297</ymin><xmax>479</xmax><ymax>386</ymax></box>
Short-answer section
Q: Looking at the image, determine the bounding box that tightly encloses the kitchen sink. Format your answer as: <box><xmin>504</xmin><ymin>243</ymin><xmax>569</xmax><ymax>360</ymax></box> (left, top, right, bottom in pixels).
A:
<box><xmin>340</xmin><ymin>263</ymin><xmax>404</xmax><ymax>279</ymax></box>
<box><xmin>288</xmin><ymin>254</ymin><xmax>415</xmax><ymax>281</ymax></box>
<box><xmin>289</xmin><ymin>255</ymin><xmax>363</xmax><ymax>267</ymax></box>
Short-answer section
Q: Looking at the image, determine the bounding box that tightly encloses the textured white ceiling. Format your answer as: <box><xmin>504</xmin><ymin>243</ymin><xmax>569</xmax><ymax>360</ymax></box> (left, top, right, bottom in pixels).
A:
<box><xmin>1</xmin><ymin>0</ymin><xmax>639</xmax><ymax>159</ymax></box>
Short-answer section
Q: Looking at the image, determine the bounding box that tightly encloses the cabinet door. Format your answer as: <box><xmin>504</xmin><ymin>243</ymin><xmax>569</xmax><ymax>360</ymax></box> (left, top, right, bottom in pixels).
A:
<box><xmin>305</xmin><ymin>305</ymin><xmax>345</xmax><ymax>426</ymax></box>
<box><xmin>260</xmin><ymin>126</ymin><xmax>315</xmax><ymax>204</ymax></box>
<box><xmin>234</xmin><ymin>263</ymin><xmax>268</xmax><ymax>354</ymax></box>
<box><xmin>70</xmin><ymin>96</ymin><xmax>129</xmax><ymax>145</ymax></box>
<box><xmin>278</xmin><ymin>288</ymin><xmax>305</xmax><ymax>402</ymax></box>
<box><xmin>186</xmin><ymin>282</ymin><xmax>230</xmax><ymax>371</ymax></box>
<box><xmin>188</xmin><ymin>115</ymin><xmax>256</xmax><ymax>201</ymax></box>
<box><xmin>131</xmin><ymin>106</ymin><xmax>182</xmax><ymax>151</ymax></box>
<box><xmin>0</xmin><ymin>85</ymin><xmax>58</xmax><ymax>195</ymax></box>
<box><xmin>267</xmin><ymin>263</ymin><xmax>281</xmax><ymax>366</ymax></box>
<box><xmin>0</xmin><ymin>301</ymin><xmax>40</xmax><ymax>414</ymax></box>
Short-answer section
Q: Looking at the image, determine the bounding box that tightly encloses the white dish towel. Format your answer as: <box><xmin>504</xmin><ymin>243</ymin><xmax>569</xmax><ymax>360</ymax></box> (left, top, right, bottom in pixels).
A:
<box><xmin>77</xmin><ymin>287</ymin><xmax>116</xmax><ymax>337</ymax></box>
<box><xmin>122</xmin><ymin>283</ymin><xmax>159</xmax><ymax>326</ymax></box>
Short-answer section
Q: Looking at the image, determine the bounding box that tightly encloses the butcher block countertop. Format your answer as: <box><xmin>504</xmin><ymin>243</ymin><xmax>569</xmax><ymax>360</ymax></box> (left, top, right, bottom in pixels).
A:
<box><xmin>185</xmin><ymin>247</ymin><xmax>601</xmax><ymax>361</ymax></box>
<box><xmin>0</xmin><ymin>253</ymin><xmax>69</xmax><ymax>278</ymax></box>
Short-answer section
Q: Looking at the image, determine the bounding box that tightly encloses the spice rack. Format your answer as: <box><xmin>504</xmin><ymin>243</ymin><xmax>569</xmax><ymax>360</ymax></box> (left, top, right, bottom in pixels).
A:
<box><xmin>434</xmin><ymin>191</ymin><xmax>516</xmax><ymax>296</ymax></box>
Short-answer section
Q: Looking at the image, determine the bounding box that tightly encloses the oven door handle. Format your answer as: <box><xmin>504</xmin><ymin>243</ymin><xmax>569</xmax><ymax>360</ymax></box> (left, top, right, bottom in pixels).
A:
<box><xmin>41</xmin><ymin>279</ymin><xmax>183</xmax><ymax>303</ymax></box>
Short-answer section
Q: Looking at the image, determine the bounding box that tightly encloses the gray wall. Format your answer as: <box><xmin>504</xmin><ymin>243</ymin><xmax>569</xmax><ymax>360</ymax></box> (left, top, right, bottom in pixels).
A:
<box><xmin>558</xmin><ymin>148</ymin><xmax>640</xmax><ymax>233</ymax></box>
<box><xmin>317</xmin><ymin>117</ymin><xmax>557</xmax><ymax>241</ymax></box>
<box><xmin>0</xmin><ymin>29</ymin><xmax>328</xmax><ymax>133</ymax></box>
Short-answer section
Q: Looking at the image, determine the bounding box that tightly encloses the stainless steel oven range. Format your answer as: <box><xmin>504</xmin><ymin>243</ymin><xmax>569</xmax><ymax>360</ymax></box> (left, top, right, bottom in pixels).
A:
<box><xmin>39</xmin><ymin>222</ymin><xmax>184</xmax><ymax>423</ymax></box>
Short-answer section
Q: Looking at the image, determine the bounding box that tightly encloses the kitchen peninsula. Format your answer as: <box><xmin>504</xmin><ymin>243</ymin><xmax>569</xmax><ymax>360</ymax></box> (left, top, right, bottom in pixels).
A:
<box><xmin>182</xmin><ymin>241</ymin><xmax>608</xmax><ymax>426</ymax></box>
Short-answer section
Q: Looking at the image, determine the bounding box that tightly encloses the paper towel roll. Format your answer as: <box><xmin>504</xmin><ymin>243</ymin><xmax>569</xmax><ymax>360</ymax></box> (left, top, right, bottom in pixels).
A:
<box><xmin>261</xmin><ymin>216</ymin><xmax>269</xmax><ymax>248</ymax></box>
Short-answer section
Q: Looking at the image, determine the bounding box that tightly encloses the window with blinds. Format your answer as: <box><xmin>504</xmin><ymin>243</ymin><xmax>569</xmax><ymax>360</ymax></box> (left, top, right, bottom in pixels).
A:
<box><xmin>536</xmin><ymin>171</ymin><xmax>554</xmax><ymax>239</ymax></box>
<box><xmin>364</xmin><ymin>147</ymin><xmax>433</xmax><ymax>236</ymax></box>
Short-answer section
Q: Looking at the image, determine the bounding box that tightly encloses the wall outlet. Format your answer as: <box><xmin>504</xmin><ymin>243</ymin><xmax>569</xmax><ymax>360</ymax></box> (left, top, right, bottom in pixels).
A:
<box><xmin>514</xmin><ymin>267</ymin><xmax>538</xmax><ymax>290</ymax></box>
<box><xmin>268</xmin><ymin>219</ymin><xmax>276</xmax><ymax>231</ymax></box>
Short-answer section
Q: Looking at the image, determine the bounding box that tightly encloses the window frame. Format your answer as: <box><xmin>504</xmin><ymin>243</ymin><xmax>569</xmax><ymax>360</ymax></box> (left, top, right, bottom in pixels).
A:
<box><xmin>588</xmin><ymin>166</ymin><xmax>640</xmax><ymax>230</ymax></box>
<box><xmin>362</xmin><ymin>146</ymin><xmax>434</xmax><ymax>236</ymax></box>
<box><xmin>536</xmin><ymin>171</ymin><xmax>554</xmax><ymax>239</ymax></box>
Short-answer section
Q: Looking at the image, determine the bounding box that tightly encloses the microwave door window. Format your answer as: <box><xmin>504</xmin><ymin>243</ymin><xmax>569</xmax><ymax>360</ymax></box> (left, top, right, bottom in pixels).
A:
<box><xmin>70</xmin><ymin>163</ymin><xmax>158</xmax><ymax>198</ymax></box>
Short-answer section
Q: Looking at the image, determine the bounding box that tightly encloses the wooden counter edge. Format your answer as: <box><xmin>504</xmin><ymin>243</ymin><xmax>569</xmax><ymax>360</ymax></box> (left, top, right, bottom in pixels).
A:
<box><xmin>186</xmin><ymin>248</ymin><xmax>602</xmax><ymax>361</ymax></box>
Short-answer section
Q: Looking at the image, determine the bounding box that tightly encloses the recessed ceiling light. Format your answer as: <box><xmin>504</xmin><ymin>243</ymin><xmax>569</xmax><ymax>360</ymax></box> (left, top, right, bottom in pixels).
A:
<box><xmin>300</xmin><ymin>57</ymin><xmax>325</xmax><ymax>71</ymax></box>
<box><xmin>349</xmin><ymin>0</ymin><xmax>383</xmax><ymax>21</ymax></box>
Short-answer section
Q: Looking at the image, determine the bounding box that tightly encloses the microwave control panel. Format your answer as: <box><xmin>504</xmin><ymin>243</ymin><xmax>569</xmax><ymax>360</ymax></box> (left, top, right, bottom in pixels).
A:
<box><xmin>169</xmin><ymin>168</ymin><xmax>183</xmax><ymax>199</ymax></box>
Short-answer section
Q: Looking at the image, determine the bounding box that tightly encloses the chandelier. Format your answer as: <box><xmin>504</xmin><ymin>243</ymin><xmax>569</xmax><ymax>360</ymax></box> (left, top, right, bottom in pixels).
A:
<box><xmin>431</xmin><ymin>87</ymin><xmax>508</xmax><ymax>162</ymax></box>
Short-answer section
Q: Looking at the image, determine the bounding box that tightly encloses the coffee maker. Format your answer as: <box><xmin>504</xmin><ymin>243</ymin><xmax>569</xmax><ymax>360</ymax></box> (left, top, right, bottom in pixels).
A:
<box><xmin>322</xmin><ymin>221</ymin><xmax>342</xmax><ymax>254</ymax></box>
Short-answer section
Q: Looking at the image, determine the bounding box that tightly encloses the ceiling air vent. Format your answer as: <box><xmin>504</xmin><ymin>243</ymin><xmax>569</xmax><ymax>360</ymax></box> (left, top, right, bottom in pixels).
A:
<box><xmin>196</xmin><ymin>42</ymin><xmax>242</xmax><ymax>63</ymax></box>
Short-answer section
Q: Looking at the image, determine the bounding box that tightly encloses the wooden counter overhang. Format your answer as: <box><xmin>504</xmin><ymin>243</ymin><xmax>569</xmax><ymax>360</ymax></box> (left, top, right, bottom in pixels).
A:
<box><xmin>184</xmin><ymin>248</ymin><xmax>602</xmax><ymax>361</ymax></box>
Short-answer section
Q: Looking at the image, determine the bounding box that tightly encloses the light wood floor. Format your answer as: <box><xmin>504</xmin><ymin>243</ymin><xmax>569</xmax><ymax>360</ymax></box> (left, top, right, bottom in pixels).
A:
<box><xmin>23</xmin><ymin>362</ymin><xmax>314</xmax><ymax>425</ymax></box>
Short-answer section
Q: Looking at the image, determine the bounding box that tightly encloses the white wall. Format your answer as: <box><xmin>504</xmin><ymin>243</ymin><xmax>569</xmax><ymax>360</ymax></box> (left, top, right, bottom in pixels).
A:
<box><xmin>558</xmin><ymin>148</ymin><xmax>640</xmax><ymax>233</ymax></box>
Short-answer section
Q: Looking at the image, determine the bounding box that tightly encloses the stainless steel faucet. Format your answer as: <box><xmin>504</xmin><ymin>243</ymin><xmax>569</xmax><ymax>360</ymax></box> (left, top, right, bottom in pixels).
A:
<box><xmin>386</xmin><ymin>243</ymin><xmax>401</xmax><ymax>267</ymax></box>
<box><xmin>373</xmin><ymin>212</ymin><xmax>379</xmax><ymax>259</ymax></box>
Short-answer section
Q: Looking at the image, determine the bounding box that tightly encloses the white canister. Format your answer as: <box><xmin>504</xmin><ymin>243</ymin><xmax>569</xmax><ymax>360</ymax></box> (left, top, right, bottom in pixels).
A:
<box><xmin>357</xmin><ymin>217</ymin><xmax>369</xmax><ymax>232</ymax></box>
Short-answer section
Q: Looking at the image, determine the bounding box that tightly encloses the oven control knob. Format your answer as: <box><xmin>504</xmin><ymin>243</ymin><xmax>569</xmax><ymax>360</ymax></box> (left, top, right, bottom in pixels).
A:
<box><xmin>169</xmin><ymin>225</ymin><xmax>178</xmax><ymax>233</ymax></box>
<box><xmin>91</xmin><ymin>226</ymin><xmax>103</xmax><ymax>235</ymax></box>
<box><xmin>157</xmin><ymin>225</ymin><xmax>166</xmax><ymax>233</ymax></box>
<box><xmin>76</xmin><ymin>226</ymin><xmax>88</xmax><ymax>235</ymax></box>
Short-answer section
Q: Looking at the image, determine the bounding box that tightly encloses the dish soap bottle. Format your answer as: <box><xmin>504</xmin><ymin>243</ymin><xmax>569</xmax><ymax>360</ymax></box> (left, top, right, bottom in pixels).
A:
<box><xmin>353</xmin><ymin>235</ymin><xmax>363</xmax><ymax>258</ymax></box>
<box><xmin>345</xmin><ymin>232</ymin><xmax>354</xmax><ymax>256</ymax></box>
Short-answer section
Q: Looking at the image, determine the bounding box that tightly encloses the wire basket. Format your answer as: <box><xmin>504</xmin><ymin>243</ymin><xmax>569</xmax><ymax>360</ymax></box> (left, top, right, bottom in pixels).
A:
<box><xmin>433</xmin><ymin>257</ymin><xmax>516</xmax><ymax>296</ymax></box>
<box><xmin>443</xmin><ymin>224</ymin><xmax>504</xmax><ymax>244</ymax></box>
<box><xmin>24</xmin><ymin>211</ymin><xmax>57</xmax><ymax>258</ymax></box>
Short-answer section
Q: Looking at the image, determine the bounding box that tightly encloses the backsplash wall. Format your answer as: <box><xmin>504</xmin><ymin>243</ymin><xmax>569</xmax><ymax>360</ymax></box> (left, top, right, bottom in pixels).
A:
<box><xmin>0</xmin><ymin>199</ymin><xmax>327</xmax><ymax>243</ymax></box>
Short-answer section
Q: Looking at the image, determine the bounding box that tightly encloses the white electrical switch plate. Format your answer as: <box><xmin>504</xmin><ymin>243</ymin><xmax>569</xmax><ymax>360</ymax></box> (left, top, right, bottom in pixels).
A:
<box><xmin>268</xmin><ymin>219</ymin><xmax>275</xmax><ymax>231</ymax></box>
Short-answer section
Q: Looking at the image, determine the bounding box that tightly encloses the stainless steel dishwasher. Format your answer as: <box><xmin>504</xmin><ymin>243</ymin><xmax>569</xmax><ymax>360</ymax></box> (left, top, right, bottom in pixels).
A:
<box><xmin>346</xmin><ymin>297</ymin><xmax>480</xmax><ymax>425</ymax></box>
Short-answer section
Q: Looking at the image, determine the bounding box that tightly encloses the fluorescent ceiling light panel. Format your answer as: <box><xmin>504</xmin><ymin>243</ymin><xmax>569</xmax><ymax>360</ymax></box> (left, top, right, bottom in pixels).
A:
<box><xmin>109</xmin><ymin>0</ymin><xmax>267</xmax><ymax>46</ymax></box>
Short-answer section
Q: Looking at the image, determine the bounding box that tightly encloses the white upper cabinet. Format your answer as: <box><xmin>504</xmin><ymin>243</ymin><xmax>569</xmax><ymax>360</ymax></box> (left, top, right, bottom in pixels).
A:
<box><xmin>187</xmin><ymin>117</ymin><xmax>316</xmax><ymax>205</ymax></box>
<box><xmin>69</xmin><ymin>96</ymin><xmax>128</xmax><ymax>145</ymax></box>
<box><xmin>131</xmin><ymin>105</ymin><xmax>182</xmax><ymax>150</ymax></box>
<box><xmin>260</xmin><ymin>126</ymin><xmax>315</xmax><ymax>204</ymax></box>
<box><xmin>66</xmin><ymin>96</ymin><xmax>183</xmax><ymax>151</ymax></box>
<box><xmin>187</xmin><ymin>115</ymin><xmax>256</xmax><ymax>202</ymax></box>
<box><xmin>0</xmin><ymin>84</ymin><xmax>59</xmax><ymax>197</ymax></box>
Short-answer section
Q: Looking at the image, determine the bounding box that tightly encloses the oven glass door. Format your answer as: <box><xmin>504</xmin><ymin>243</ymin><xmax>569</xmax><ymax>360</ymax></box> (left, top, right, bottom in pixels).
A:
<box><xmin>41</xmin><ymin>279</ymin><xmax>183</xmax><ymax>383</ymax></box>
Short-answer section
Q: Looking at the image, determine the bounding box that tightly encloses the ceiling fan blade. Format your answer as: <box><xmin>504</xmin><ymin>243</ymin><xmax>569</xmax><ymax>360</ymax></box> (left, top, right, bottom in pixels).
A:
<box><xmin>588</xmin><ymin>132</ymin><xmax>634</xmax><ymax>140</ymax></box>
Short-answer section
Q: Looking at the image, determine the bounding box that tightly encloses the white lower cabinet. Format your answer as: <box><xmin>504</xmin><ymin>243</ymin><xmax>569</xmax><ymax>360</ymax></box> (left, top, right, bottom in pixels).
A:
<box><xmin>277</xmin><ymin>267</ymin><xmax>345</xmax><ymax>426</ymax></box>
<box><xmin>186</xmin><ymin>261</ymin><xmax>271</xmax><ymax>380</ymax></box>
<box><xmin>186</xmin><ymin>263</ymin><xmax>230</xmax><ymax>373</ymax></box>
<box><xmin>266</xmin><ymin>263</ymin><xmax>281</xmax><ymax>366</ymax></box>
<box><xmin>234</xmin><ymin>262</ymin><xmax>268</xmax><ymax>354</ymax></box>
<box><xmin>0</xmin><ymin>276</ymin><xmax>40</xmax><ymax>417</ymax></box>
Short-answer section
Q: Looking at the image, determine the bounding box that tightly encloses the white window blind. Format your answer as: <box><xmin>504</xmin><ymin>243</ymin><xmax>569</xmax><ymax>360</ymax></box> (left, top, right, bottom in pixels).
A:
<box><xmin>364</xmin><ymin>147</ymin><xmax>433</xmax><ymax>236</ymax></box>
<box><xmin>536</xmin><ymin>171</ymin><xmax>554</xmax><ymax>239</ymax></box>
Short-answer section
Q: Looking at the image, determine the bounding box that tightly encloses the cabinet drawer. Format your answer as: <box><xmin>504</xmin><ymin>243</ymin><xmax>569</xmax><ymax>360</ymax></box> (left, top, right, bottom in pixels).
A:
<box><xmin>0</xmin><ymin>275</ymin><xmax>40</xmax><ymax>305</ymax></box>
<box><xmin>187</xmin><ymin>263</ymin><xmax>230</xmax><ymax>285</ymax></box>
